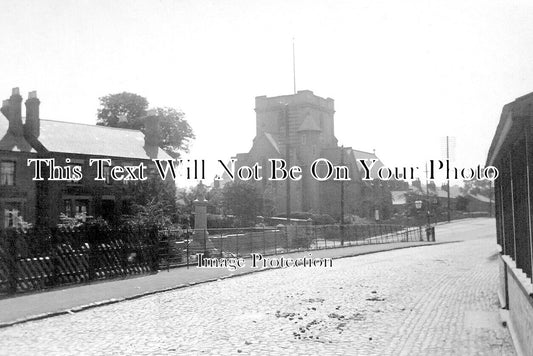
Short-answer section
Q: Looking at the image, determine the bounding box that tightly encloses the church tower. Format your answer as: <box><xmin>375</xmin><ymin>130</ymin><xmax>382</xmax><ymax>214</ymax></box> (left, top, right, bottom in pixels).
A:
<box><xmin>252</xmin><ymin>90</ymin><xmax>336</xmax><ymax>213</ymax></box>
<box><xmin>254</xmin><ymin>90</ymin><xmax>337</xmax><ymax>153</ymax></box>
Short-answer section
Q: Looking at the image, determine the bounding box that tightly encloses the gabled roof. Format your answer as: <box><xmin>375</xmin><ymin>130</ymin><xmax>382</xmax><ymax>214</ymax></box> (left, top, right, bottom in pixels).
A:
<box><xmin>37</xmin><ymin>119</ymin><xmax>172</xmax><ymax>160</ymax></box>
<box><xmin>0</xmin><ymin>112</ymin><xmax>36</xmax><ymax>153</ymax></box>
<box><xmin>297</xmin><ymin>116</ymin><xmax>321</xmax><ymax>132</ymax></box>
<box><xmin>467</xmin><ymin>193</ymin><xmax>491</xmax><ymax>203</ymax></box>
<box><xmin>351</xmin><ymin>149</ymin><xmax>384</xmax><ymax>178</ymax></box>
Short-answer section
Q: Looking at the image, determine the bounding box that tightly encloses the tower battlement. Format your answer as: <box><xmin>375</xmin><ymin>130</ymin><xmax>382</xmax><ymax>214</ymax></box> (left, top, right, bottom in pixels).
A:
<box><xmin>255</xmin><ymin>90</ymin><xmax>334</xmax><ymax>112</ymax></box>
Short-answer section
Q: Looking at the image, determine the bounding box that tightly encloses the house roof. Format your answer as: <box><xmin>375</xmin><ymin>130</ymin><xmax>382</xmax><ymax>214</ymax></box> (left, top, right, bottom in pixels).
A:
<box><xmin>0</xmin><ymin>112</ymin><xmax>36</xmax><ymax>153</ymax></box>
<box><xmin>467</xmin><ymin>193</ymin><xmax>491</xmax><ymax>203</ymax></box>
<box><xmin>487</xmin><ymin>91</ymin><xmax>533</xmax><ymax>166</ymax></box>
<box><xmin>38</xmin><ymin>119</ymin><xmax>172</xmax><ymax>160</ymax></box>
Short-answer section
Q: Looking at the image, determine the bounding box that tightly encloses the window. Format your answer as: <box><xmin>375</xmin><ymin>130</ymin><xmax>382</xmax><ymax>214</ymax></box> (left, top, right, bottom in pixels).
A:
<box><xmin>63</xmin><ymin>199</ymin><xmax>72</xmax><ymax>217</ymax></box>
<box><xmin>74</xmin><ymin>199</ymin><xmax>89</xmax><ymax>221</ymax></box>
<box><xmin>103</xmin><ymin>166</ymin><xmax>112</xmax><ymax>185</ymax></box>
<box><xmin>0</xmin><ymin>161</ymin><xmax>15</xmax><ymax>186</ymax></box>
<box><xmin>3</xmin><ymin>202</ymin><xmax>22</xmax><ymax>228</ymax></box>
<box><xmin>66</xmin><ymin>163</ymin><xmax>83</xmax><ymax>184</ymax></box>
<box><xmin>301</xmin><ymin>134</ymin><xmax>307</xmax><ymax>145</ymax></box>
<box><xmin>62</xmin><ymin>196</ymin><xmax>92</xmax><ymax>222</ymax></box>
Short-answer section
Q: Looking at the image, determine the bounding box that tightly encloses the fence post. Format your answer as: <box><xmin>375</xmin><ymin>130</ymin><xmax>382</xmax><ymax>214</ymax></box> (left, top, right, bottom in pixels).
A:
<box><xmin>263</xmin><ymin>226</ymin><xmax>266</xmax><ymax>255</ymax></box>
<box><xmin>285</xmin><ymin>225</ymin><xmax>289</xmax><ymax>252</ymax></box>
<box><xmin>150</xmin><ymin>226</ymin><xmax>159</xmax><ymax>272</ymax></box>
<box><xmin>294</xmin><ymin>224</ymin><xmax>298</xmax><ymax>251</ymax></box>
<box><xmin>236</xmin><ymin>233</ymin><xmax>239</xmax><ymax>258</ymax></box>
<box><xmin>250</xmin><ymin>228</ymin><xmax>253</xmax><ymax>254</ymax></box>
<box><xmin>87</xmin><ymin>225</ymin><xmax>96</xmax><ymax>281</ymax></box>
<box><xmin>274</xmin><ymin>228</ymin><xmax>277</xmax><ymax>255</ymax></box>
<box><xmin>50</xmin><ymin>227</ymin><xmax>59</xmax><ymax>286</ymax></box>
<box><xmin>203</xmin><ymin>229</ymin><xmax>207</xmax><ymax>257</ymax></box>
<box><xmin>220</xmin><ymin>232</ymin><xmax>224</xmax><ymax>258</ymax></box>
<box><xmin>186</xmin><ymin>228</ymin><xmax>190</xmax><ymax>269</ymax></box>
<box><xmin>6</xmin><ymin>230</ymin><xmax>17</xmax><ymax>294</ymax></box>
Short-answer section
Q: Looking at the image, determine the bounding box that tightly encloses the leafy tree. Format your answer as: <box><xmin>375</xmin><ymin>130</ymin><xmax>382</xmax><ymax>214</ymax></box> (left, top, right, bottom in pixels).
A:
<box><xmin>127</xmin><ymin>176</ymin><xmax>179</xmax><ymax>228</ymax></box>
<box><xmin>151</xmin><ymin>107</ymin><xmax>195</xmax><ymax>157</ymax></box>
<box><xmin>221</xmin><ymin>182</ymin><xmax>262</xmax><ymax>226</ymax></box>
<box><xmin>96</xmin><ymin>93</ymin><xmax>195</xmax><ymax>157</ymax></box>
<box><xmin>97</xmin><ymin>92</ymin><xmax>148</xmax><ymax>130</ymax></box>
<box><xmin>462</xmin><ymin>180</ymin><xmax>493</xmax><ymax>199</ymax></box>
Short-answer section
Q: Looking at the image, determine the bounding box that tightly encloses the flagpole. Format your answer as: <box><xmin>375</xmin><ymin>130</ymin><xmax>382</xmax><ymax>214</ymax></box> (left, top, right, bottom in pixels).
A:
<box><xmin>293</xmin><ymin>37</ymin><xmax>296</xmax><ymax>94</ymax></box>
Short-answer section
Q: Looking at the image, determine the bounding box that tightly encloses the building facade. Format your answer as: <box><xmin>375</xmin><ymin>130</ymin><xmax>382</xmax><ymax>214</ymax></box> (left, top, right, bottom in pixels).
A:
<box><xmin>0</xmin><ymin>87</ymin><xmax>172</xmax><ymax>229</ymax></box>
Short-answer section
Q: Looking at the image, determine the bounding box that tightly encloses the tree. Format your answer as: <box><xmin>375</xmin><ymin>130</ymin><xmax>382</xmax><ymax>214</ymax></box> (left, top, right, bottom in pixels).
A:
<box><xmin>97</xmin><ymin>92</ymin><xmax>148</xmax><ymax>130</ymax></box>
<box><xmin>151</xmin><ymin>107</ymin><xmax>195</xmax><ymax>157</ymax></box>
<box><xmin>221</xmin><ymin>182</ymin><xmax>262</xmax><ymax>226</ymax></box>
<box><xmin>462</xmin><ymin>180</ymin><xmax>493</xmax><ymax>199</ymax></box>
<box><xmin>127</xmin><ymin>176</ymin><xmax>179</xmax><ymax>228</ymax></box>
<box><xmin>96</xmin><ymin>93</ymin><xmax>195</xmax><ymax>157</ymax></box>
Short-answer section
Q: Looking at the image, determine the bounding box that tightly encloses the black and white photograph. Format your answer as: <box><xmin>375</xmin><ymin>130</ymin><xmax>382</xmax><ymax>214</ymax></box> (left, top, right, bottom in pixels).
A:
<box><xmin>0</xmin><ymin>1</ymin><xmax>532</xmax><ymax>355</ymax></box>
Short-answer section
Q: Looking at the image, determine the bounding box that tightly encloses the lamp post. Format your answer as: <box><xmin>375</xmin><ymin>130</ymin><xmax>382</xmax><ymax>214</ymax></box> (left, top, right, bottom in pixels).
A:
<box><xmin>415</xmin><ymin>200</ymin><xmax>423</xmax><ymax>241</ymax></box>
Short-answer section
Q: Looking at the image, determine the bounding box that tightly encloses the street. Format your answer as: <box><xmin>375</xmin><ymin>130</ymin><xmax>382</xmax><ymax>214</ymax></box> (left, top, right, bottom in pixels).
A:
<box><xmin>0</xmin><ymin>219</ymin><xmax>516</xmax><ymax>355</ymax></box>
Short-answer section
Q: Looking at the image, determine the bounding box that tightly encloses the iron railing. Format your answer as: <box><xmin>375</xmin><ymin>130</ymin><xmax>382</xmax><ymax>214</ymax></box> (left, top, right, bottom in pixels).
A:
<box><xmin>1</xmin><ymin>223</ymin><xmax>428</xmax><ymax>296</ymax></box>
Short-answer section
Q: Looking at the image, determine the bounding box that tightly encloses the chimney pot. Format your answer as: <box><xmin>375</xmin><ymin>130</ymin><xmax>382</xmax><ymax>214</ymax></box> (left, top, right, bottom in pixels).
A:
<box><xmin>7</xmin><ymin>87</ymin><xmax>23</xmax><ymax>136</ymax></box>
<box><xmin>24</xmin><ymin>91</ymin><xmax>40</xmax><ymax>138</ymax></box>
<box><xmin>144</xmin><ymin>112</ymin><xmax>161</xmax><ymax>147</ymax></box>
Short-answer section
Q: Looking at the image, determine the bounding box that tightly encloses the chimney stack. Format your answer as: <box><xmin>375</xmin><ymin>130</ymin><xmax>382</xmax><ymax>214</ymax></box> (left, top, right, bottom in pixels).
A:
<box><xmin>6</xmin><ymin>88</ymin><xmax>23</xmax><ymax>136</ymax></box>
<box><xmin>144</xmin><ymin>109</ymin><xmax>161</xmax><ymax>147</ymax></box>
<box><xmin>24</xmin><ymin>91</ymin><xmax>40</xmax><ymax>138</ymax></box>
<box><xmin>1</xmin><ymin>99</ymin><xmax>9</xmax><ymax>118</ymax></box>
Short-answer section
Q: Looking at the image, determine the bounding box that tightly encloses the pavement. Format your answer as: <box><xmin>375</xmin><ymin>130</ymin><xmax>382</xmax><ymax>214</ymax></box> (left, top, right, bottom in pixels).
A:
<box><xmin>0</xmin><ymin>218</ymin><xmax>517</xmax><ymax>355</ymax></box>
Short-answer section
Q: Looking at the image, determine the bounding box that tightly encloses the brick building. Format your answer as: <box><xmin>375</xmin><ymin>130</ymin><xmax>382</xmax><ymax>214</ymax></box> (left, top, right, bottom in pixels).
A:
<box><xmin>0</xmin><ymin>87</ymin><xmax>172</xmax><ymax>229</ymax></box>
<box><xmin>233</xmin><ymin>90</ymin><xmax>391</xmax><ymax>220</ymax></box>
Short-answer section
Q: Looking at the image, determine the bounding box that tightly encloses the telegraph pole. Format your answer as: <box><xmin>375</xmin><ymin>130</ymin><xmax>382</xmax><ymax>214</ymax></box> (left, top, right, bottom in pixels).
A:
<box><xmin>446</xmin><ymin>136</ymin><xmax>451</xmax><ymax>222</ymax></box>
<box><xmin>340</xmin><ymin>145</ymin><xmax>345</xmax><ymax>246</ymax></box>
<box><xmin>292</xmin><ymin>37</ymin><xmax>296</xmax><ymax>94</ymax></box>
<box><xmin>425</xmin><ymin>162</ymin><xmax>431</xmax><ymax>227</ymax></box>
<box><xmin>284</xmin><ymin>104</ymin><xmax>291</xmax><ymax>224</ymax></box>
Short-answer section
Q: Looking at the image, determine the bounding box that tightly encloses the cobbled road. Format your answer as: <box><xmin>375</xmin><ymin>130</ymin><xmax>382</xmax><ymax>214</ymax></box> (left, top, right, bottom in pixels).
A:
<box><xmin>0</xmin><ymin>219</ymin><xmax>516</xmax><ymax>355</ymax></box>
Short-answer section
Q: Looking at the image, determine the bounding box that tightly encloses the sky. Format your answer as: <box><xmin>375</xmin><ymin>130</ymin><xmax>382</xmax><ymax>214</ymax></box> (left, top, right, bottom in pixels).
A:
<box><xmin>1</xmin><ymin>0</ymin><xmax>533</xmax><ymax>186</ymax></box>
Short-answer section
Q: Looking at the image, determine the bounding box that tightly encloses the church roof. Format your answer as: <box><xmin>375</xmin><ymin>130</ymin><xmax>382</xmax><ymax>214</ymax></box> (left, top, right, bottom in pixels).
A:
<box><xmin>297</xmin><ymin>116</ymin><xmax>321</xmax><ymax>132</ymax></box>
<box><xmin>351</xmin><ymin>149</ymin><xmax>384</xmax><ymax>177</ymax></box>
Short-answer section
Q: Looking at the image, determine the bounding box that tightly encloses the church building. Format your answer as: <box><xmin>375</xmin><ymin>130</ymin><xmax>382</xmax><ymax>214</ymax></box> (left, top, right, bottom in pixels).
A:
<box><xmin>233</xmin><ymin>90</ymin><xmax>391</xmax><ymax>220</ymax></box>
